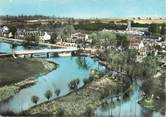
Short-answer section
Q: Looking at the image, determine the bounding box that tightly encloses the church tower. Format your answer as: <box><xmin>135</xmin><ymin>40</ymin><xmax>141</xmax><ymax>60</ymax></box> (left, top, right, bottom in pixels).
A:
<box><xmin>126</xmin><ymin>20</ymin><xmax>132</xmax><ymax>31</ymax></box>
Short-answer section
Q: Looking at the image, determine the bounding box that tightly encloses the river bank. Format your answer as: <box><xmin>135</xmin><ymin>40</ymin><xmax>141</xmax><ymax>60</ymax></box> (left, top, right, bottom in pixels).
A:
<box><xmin>0</xmin><ymin>40</ymin><xmax>164</xmax><ymax>116</ymax></box>
<box><xmin>25</xmin><ymin>76</ymin><xmax>130</xmax><ymax>116</ymax></box>
<box><xmin>0</xmin><ymin>57</ymin><xmax>57</xmax><ymax>102</ymax></box>
<box><xmin>138</xmin><ymin>72</ymin><xmax>166</xmax><ymax>113</ymax></box>
<box><xmin>139</xmin><ymin>98</ymin><xmax>166</xmax><ymax>114</ymax></box>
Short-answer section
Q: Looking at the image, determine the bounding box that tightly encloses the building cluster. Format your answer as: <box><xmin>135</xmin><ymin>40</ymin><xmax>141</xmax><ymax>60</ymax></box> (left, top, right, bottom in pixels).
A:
<box><xmin>0</xmin><ymin>23</ymin><xmax>165</xmax><ymax>59</ymax></box>
<box><xmin>130</xmin><ymin>34</ymin><xmax>166</xmax><ymax>58</ymax></box>
<box><xmin>102</xmin><ymin>21</ymin><xmax>166</xmax><ymax>58</ymax></box>
<box><xmin>66</xmin><ymin>32</ymin><xmax>89</xmax><ymax>43</ymax></box>
<box><xmin>17</xmin><ymin>29</ymin><xmax>53</xmax><ymax>42</ymax></box>
<box><xmin>0</xmin><ymin>25</ymin><xmax>90</xmax><ymax>47</ymax></box>
<box><xmin>0</xmin><ymin>26</ymin><xmax>52</xmax><ymax>42</ymax></box>
<box><xmin>0</xmin><ymin>26</ymin><xmax>13</xmax><ymax>37</ymax></box>
<box><xmin>55</xmin><ymin>33</ymin><xmax>89</xmax><ymax>48</ymax></box>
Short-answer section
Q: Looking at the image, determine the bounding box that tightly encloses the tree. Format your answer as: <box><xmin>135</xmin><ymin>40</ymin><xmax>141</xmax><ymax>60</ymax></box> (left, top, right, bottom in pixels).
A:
<box><xmin>142</xmin><ymin>55</ymin><xmax>159</xmax><ymax>78</ymax></box>
<box><xmin>11</xmin><ymin>43</ymin><xmax>17</xmax><ymax>51</ymax></box>
<box><xmin>45</xmin><ymin>90</ymin><xmax>53</xmax><ymax>100</ymax></box>
<box><xmin>59</xmin><ymin>25</ymin><xmax>75</xmax><ymax>42</ymax></box>
<box><xmin>125</xmin><ymin>64</ymin><xmax>137</xmax><ymax>82</ymax></box>
<box><xmin>56</xmin><ymin>108</ymin><xmax>64</xmax><ymax>116</ymax></box>
<box><xmin>124</xmin><ymin>49</ymin><xmax>138</xmax><ymax>64</ymax></box>
<box><xmin>160</xmin><ymin>24</ymin><xmax>166</xmax><ymax>36</ymax></box>
<box><xmin>83</xmin><ymin>78</ymin><xmax>90</xmax><ymax>85</ymax></box>
<box><xmin>149</xmin><ymin>24</ymin><xmax>160</xmax><ymax>35</ymax></box>
<box><xmin>123</xmin><ymin>49</ymin><xmax>138</xmax><ymax>82</ymax></box>
<box><xmin>31</xmin><ymin>96</ymin><xmax>39</xmax><ymax>104</ymax></box>
<box><xmin>9</xmin><ymin>25</ymin><xmax>17</xmax><ymax>38</ymax></box>
<box><xmin>55</xmin><ymin>89</ymin><xmax>61</xmax><ymax>97</ymax></box>
<box><xmin>76</xmin><ymin>57</ymin><xmax>89</xmax><ymax>70</ymax></box>
<box><xmin>50</xmin><ymin>33</ymin><xmax>58</xmax><ymax>44</ymax></box>
<box><xmin>90</xmin><ymin>31</ymin><xmax>117</xmax><ymax>61</ymax></box>
<box><xmin>25</xmin><ymin>35</ymin><xmax>40</xmax><ymax>44</ymax></box>
<box><xmin>89</xmin><ymin>32</ymin><xmax>98</xmax><ymax>47</ymax></box>
<box><xmin>108</xmin><ymin>49</ymin><xmax>138</xmax><ymax>82</ymax></box>
<box><xmin>116</xmin><ymin>34</ymin><xmax>129</xmax><ymax>51</ymax></box>
<box><xmin>98</xmin><ymin>31</ymin><xmax>117</xmax><ymax>47</ymax></box>
<box><xmin>68</xmin><ymin>79</ymin><xmax>80</xmax><ymax>93</ymax></box>
<box><xmin>89</xmin><ymin>31</ymin><xmax>117</xmax><ymax>49</ymax></box>
<box><xmin>110</xmin><ymin>52</ymin><xmax>124</xmax><ymax>72</ymax></box>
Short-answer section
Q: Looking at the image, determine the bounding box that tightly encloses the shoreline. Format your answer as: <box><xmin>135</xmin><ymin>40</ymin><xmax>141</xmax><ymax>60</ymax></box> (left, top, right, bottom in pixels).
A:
<box><xmin>138</xmin><ymin>99</ymin><xmax>166</xmax><ymax>114</ymax></box>
<box><xmin>24</xmin><ymin>77</ymin><xmax>130</xmax><ymax>116</ymax></box>
<box><xmin>0</xmin><ymin>40</ymin><xmax>164</xmax><ymax>116</ymax></box>
<box><xmin>0</xmin><ymin>58</ymin><xmax>57</xmax><ymax>103</ymax></box>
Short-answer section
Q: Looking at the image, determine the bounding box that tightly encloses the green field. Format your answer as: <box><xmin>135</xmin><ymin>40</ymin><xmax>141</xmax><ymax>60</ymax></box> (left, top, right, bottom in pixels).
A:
<box><xmin>0</xmin><ymin>57</ymin><xmax>47</xmax><ymax>86</ymax></box>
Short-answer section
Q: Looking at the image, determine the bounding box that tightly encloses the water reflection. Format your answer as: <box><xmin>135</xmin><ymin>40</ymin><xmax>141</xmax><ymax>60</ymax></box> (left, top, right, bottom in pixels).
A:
<box><xmin>76</xmin><ymin>56</ymin><xmax>90</xmax><ymax>70</ymax></box>
<box><xmin>0</xmin><ymin>42</ymin><xmax>47</xmax><ymax>53</ymax></box>
<box><xmin>0</xmin><ymin>42</ymin><xmax>104</xmax><ymax>114</ymax></box>
<box><xmin>0</xmin><ymin>42</ymin><xmax>165</xmax><ymax>116</ymax></box>
<box><xmin>0</xmin><ymin>42</ymin><xmax>24</xmax><ymax>53</ymax></box>
<box><xmin>0</xmin><ymin>56</ymin><xmax>104</xmax><ymax>114</ymax></box>
<box><xmin>94</xmin><ymin>81</ymin><xmax>165</xmax><ymax>117</ymax></box>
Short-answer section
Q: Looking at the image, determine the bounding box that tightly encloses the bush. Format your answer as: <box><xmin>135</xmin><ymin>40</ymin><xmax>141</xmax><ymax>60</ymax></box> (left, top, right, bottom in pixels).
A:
<box><xmin>68</xmin><ymin>79</ymin><xmax>80</xmax><ymax>93</ymax></box>
<box><xmin>45</xmin><ymin>90</ymin><xmax>53</xmax><ymax>100</ymax></box>
<box><xmin>24</xmin><ymin>35</ymin><xmax>40</xmax><ymax>45</ymax></box>
<box><xmin>31</xmin><ymin>96</ymin><xmax>39</xmax><ymax>104</ymax></box>
<box><xmin>85</xmin><ymin>105</ymin><xmax>94</xmax><ymax>116</ymax></box>
<box><xmin>56</xmin><ymin>108</ymin><xmax>64</xmax><ymax>116</ymax></box>
<box><xmin>98</xmin><ymin>71</ymin><xmax>105</xmax><ymax>77</ymax></box>
<box><xmin>100</xmin><ymin>88</ymin><xmax>110</xmax><ymax>100</ymax></box>
<box><xmin>83</xmin><ymin>78</ymin><xmax>90</xmax><ymax>85</ymax></box>
<box><xmin>55</xmin><ymin>89</ymin><xmax>61</xmax><ymax>97</ymax></box>
<box><xmin>89</xmin><ymin>76</ymin><xmax>94</xmax><ymax>81</ymax></box>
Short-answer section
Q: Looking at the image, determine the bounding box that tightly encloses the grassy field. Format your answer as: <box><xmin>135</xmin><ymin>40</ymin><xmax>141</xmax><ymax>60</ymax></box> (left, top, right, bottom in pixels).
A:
<box><xmin>0</xmin><ymin>57</ymin><xmax>47</xmax><ymax>86</ymax></box>
<box><xmin>26</xmin><ymin>77</ymin><xmax>129</xmax><ymax>116</ymax></box>
<box><xmin>133</xmin><ymin>19</ymin><xmax>166</xmax><ymax>24</ymax></box>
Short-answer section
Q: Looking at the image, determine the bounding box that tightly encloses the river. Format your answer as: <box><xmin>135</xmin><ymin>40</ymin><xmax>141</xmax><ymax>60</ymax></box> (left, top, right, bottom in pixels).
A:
<box><xmin>0</xmin><ymin>42</ymin><xmax>104</xmax><ymax>113</ymax></box>
<box><xmin>0</xmin><ymin>42</ymin><xmax>165</xmax><ymax>117</ymax></box>
<box><xmin>94</xmin><ymin>81</ymin><xmax>165</xmax><ymax>117</ymax></box>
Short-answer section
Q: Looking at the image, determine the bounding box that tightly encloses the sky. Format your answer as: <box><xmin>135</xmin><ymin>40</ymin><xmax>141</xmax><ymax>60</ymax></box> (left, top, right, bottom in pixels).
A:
<box><xmin>0</xmin><ymin>0</ymin><xmax>165</xmax><ymax>18</ymax></box>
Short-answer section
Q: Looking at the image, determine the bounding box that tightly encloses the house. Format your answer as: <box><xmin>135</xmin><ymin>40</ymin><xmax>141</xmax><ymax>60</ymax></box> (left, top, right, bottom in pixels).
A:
<box><xmin>40</xmin><ymin>32</ymin><xmax>51</xmax><ymax>42</ymax></box>
<box><xmin>8</xmin><ymin>32</ymin><xmax>13</xmax><ymax>38</ymax></box>
<box><xmin>85</xmin><ymin>34</ymin><xmax>92</xmax><ymax>43</ymax></box>
<box><xmin>139</xmin><ymin>41</ymin><xmax>147</xmax><ymax>56</ymax></box>
<box><xmin>2</xmin><ymin>26</ymin><xmax>9</xmax><ymax>37</ymax></box>
<box><xmin>129</xmin><ymin>35</ymin><xmax>142</xmax><ymax>49</ymax></box>
<box><xmin>71</xmin><ymin>33</ymin><xmax>85</xmax><ymax>42</ymax></box>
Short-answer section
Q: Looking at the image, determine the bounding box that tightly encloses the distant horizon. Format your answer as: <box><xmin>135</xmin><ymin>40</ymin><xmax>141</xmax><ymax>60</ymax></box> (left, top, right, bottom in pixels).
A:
<box><xmin>0</xmin><ymin>0</ymin><xmax>166</xmax><ymax>18</ymax></box>
<box><xmin>0</xmin><ymin>15</ymin><xmax>166</xmax><ymax>20</ymax></box>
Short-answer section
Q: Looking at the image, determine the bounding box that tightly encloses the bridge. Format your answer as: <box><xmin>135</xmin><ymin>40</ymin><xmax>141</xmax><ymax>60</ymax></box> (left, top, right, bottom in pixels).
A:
<box><xmin>0</xmin><ymin>37</ymin><xmax>77</xmax><ymax>48</ymax></box>
<box><xmin>0</xmin><ymin>48</ymin><xmax>79</xmax><ymax>58</ymax></box>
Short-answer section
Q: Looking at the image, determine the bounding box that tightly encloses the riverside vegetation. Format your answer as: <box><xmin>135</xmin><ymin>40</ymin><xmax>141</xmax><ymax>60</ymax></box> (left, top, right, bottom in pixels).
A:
<box><xmin>25</xmin><ymin>30</ymin><xmax>166</xmax><ymax>115</ymax></box>
<box><xmin>0</xmin><ymin>57</ymin><xmax>57</xmax><ymax>102</ymax></box>
<box><xmin>0</xmin><ymin>22</ymin><xmax>165</xmax><ymax>116</ymax></box>
<box><xmin>25</xmin><ymin>74</ymin><xmax>130</xmax><ymax>116</ymax></box>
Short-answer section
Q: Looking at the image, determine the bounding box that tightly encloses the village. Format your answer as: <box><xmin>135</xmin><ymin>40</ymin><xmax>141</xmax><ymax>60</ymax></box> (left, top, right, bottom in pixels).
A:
<box><xmin>0</xmin><ymin>16</ymin><xmax>166</xmax><ymax>116</ymax></box>
<box><xmin>0</xmin><ymin>18</ymin><xmax>166</xmax><ymax>59</ymax></box>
